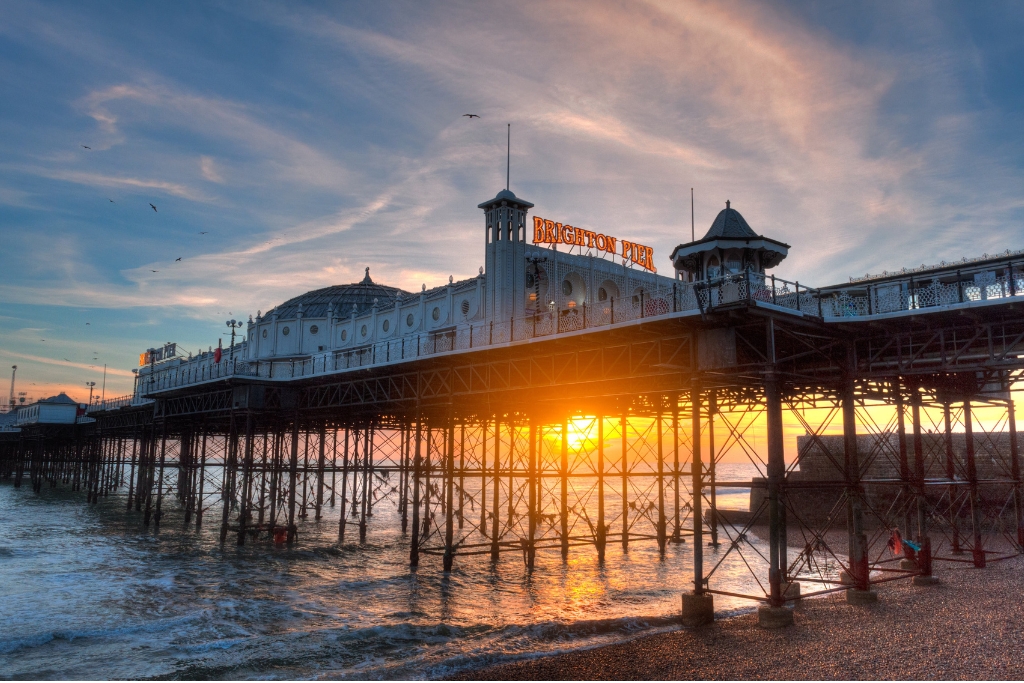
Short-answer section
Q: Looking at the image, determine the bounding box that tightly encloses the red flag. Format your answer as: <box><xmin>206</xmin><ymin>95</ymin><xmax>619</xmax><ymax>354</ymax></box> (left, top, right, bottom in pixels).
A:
<box><xmin>214</xmin><ymin>347</ymin><xmax>222</xmax><ymax>363</ymax></box>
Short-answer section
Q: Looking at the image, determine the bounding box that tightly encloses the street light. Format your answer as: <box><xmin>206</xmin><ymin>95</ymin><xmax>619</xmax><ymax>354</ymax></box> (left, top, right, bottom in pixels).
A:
<box><xmin>226</xmin><ymin>319</ymin><xmax>243</xmax><ymax>365</ymax></box>
<box><xmin>85</xmin><ymin>381</ymin><xmax>96</xmax><ymax>406</ymax></box>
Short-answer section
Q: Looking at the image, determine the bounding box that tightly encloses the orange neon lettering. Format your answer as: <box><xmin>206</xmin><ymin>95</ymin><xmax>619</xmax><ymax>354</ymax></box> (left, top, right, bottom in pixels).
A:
<box><xmin>574</xmin><ymin>228</ymin><xmax>586</xmax><ymax>247</ymax></box>
<box><xmin>533</xmin><ymin>216</ymin><xmax>545</xmax><ymax>242</ymax></box>
<box><xmin>544</xmin><ymin>220</ymin><xmax>557</xmax><ymax>243</ymax></box>
<box><xmin>645</xmin><ymin>246</ymin><xmax>656</xmax><ymax>272</ymax></box>
<box><xmin>595</xmin><ymin>234</ymin><xmax>607</xmax><ymax>251</ymax></box>
<box><xmin>561</xmin><ymin>225</ymin><xmax>574</xmax><ymax>244</ymax></box>
<box><xmin>621</xmin><ymin>240</ymin><xmax>632</xmax><ymax>260</ymax></box>
<box><xmin>605</xmin><ymin>236</ymin><xmax>617</xmax><ymax>254</ymax></box>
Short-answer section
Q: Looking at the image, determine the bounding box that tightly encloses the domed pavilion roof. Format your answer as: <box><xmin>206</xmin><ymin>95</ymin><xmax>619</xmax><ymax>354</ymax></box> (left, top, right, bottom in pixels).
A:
<box><xmin>702</xmin><ymin>201</ymin><xmax>758</xmax><ymax>240</ymax></box>
<box><xmin>265</xmin><ymin>268</ymin><xmax>412</xmax><ymax>320</ymax></box>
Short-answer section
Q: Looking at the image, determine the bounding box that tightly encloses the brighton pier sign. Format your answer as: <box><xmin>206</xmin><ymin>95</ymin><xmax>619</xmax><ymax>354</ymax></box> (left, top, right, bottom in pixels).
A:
<box><xmin>532</xmin><ymin>216</ymin><xmax>656</xmax><ymax>273</ymax></box>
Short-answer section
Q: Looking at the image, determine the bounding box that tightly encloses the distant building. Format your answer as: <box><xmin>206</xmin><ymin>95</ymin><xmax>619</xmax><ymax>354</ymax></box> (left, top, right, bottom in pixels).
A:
<box><xmin>15</xmin><ymin>393</ymin><xmax>81</xmax><ymax>426</ymax></box>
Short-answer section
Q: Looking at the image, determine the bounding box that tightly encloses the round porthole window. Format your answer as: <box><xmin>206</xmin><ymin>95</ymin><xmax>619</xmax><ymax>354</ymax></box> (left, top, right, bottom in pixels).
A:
<box><xmin>341</xmin><ymin>329</ymin><xmax>348</xmax><ymax>341</ymax></box>
<box><xmin>262</xmin><ymin>329</ymin><xmax>268</xmax><ymax>338</ymax></box>
<box><xmin>432</xmin><ymin>307</ymin><xmax>440</xmax><ymax>321</ymax></box>
<box><xmin>598</xmin><ymin>287</ymin><xmax>608</xmax><ymax>302</ymax></box>
<box><xmin>406</xmin><ymin>313</ymin><xmax>414</xmax><ymax>327</ymax></box>
<box><xmin>383</xmin><ymin>319</ymin><xmax>390</xmax><ymax>332</ymax></box>
<box><xmin>282</xmin><ymin>326</ymin><xmax>290</xmax><ymax>336</ymax></box>
<box><xmin>562</xmin><ymin>280</ymin><xmax>573</xmax><ymax>296</ymax></box>
<box><xmin>361</xmin><ymin>324</ymin><xmax>368</xmax><ymax>336</ymax></box>
<box><xmin>309</xmin><ymin>324</ymin><xmax>319</xmax><ymax>335</ymax></box>
<box><xmin>461</xmin><ymin>300</ymin><xmax>470</xmax><ymax>316</ymax></box>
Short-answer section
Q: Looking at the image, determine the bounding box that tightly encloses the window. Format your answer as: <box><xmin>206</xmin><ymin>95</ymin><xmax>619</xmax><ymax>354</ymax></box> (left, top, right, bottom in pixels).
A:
<box><xmin>282</xmin><ymin>326</ymin><xmax>290</xmax><ymax>336</ymax></box>
<box><xmin>432</xmin><ymin>307</ymin><xmax>440</xmax><ymax>321</ymax></box>
<box><xmin>461</xmin><ymin>300</ymin><xmax>470</xmax><ymax>316</ymax></box>
<box><xmin>383</xmin><ymin>319</ymin><xmax>390</xmax><ymax>332</ymax></box>
<box><xmin>598</xmin><ymin>287</ymin><xmax>608</xmax><ymax>302</ymax></box>
<box><xmin>361</xmin><ymin>325</ymin><xmax>367</xmax><ymax>336</ymax></box>
<box><xmin>406</xmin><ymin>313</ymin><xmax>414</xmax><ymax>327</ymax></box>
<box><xmin>309</xmin><ymin>324</ymin><xmax>319</xmax><ymax>335</ymax></box>
<box><xmin>341</xmin><ymin>329</ymin><xmax>348</xmax><ymax>341</ymax></box>
<box><xmin>562</xmin><ymin>280</ymin><xmax>573</xmax><ymax>296</ymax></box>
<box><xmin>262</xmin><ymin>329</ymin><xmax>268</xmax><ymax>338</ymax></box>
<box><xmin>525</xmin><ymin>272</ymin><xmax>535</xmax><ymax>288</ymax></box>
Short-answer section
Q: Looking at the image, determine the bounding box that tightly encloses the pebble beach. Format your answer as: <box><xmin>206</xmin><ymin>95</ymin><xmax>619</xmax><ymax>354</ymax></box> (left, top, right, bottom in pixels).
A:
<box><xmin>455</xmin><ymin>555</ymin><xmax>1024</xmax><ymax>680</ymax></box>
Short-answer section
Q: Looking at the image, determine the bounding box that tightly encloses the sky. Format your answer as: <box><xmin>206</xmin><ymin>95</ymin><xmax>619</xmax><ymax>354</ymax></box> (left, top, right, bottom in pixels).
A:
<box><xmin>1</xmin><ymin>0</ymin><xmax>1024</xmax><ymax>405</ymax></box>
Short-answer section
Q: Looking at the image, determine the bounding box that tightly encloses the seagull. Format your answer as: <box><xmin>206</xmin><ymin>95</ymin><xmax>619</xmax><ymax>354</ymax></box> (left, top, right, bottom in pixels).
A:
<box><xmin>64</xmin><ymin>358</ymin><xmax>71</xmax><ymax>362</ymax></box>
<box><xmin>150</xmin><ymin>269</ymin><xmax>158</xmax><ymax>273</ymax></box>
<box><xmin>85</xmin><ymin>323</ymin><xmax>90</xmax><ymax>325</ymax></box>
<box><xmin>108</xmin><ymin>199</ymin><xmax>115</xmax><ymax>203</ymax></box>
<box><xmin>150</xmin><ymin>203</ymin><xmax>157</xmax><ymax>212</ymax></box>
<box><xmin>462</xmin><ymin>114</ymin><xmax>479</xmax><ymax>119</ymax></box>
<box><xmin>175</xmin><ymin>257</ymin><xmax>182</xmax><ymax>261</ymax></box>
<box><xmin>199</xmin><ymin>231</ymin><xmax>208</xmax><ymax>235</ymax></box>
<box><xmin>82</xmin><ymin>145</ymin><xmax>91</xmax><ymax>149</ymax></box>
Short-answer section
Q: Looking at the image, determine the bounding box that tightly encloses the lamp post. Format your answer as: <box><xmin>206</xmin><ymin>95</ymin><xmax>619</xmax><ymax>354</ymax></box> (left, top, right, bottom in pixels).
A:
<box><xmin>85</xmin><ymin>381</ymin><xmax>96</xmax><ymax>406</ymax></box>
<box><xmin>226</xmin><ymin>319</ymin><xmax>243</xmax><ymax>365</ymax></box>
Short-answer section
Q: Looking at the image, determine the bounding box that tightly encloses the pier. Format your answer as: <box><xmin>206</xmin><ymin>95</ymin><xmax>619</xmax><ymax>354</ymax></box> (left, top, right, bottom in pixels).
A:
<box><xmin>4</xmin><ymin>192</ymin><xmax>1024</xmax><ymax>627</ymax></box>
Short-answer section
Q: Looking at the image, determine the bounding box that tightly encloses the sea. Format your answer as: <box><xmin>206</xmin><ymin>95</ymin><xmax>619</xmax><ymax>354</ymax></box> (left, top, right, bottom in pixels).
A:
<box><xmin>0</xmin><ymin>463</ymin><xmax>771</xmax><ymax>679</ymax></box>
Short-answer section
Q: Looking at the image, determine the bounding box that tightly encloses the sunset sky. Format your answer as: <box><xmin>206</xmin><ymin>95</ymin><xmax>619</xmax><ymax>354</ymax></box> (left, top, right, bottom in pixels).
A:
<box><xmin>2</xmin><ymin>1</ymin><xmax>1023</xmax><ymax>402</ymax></box>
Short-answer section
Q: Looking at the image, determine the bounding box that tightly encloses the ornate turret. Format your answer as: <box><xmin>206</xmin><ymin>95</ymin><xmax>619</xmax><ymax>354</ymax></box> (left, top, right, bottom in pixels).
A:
<box><xmin>479</xmin><ymin>188</ymin><xmax>534</xmax><ymax>320</ymax></box>
<box><xmin>669</xmin><ymin>201</ymin><xmax>789</xmax><ymax>282</ymax></box>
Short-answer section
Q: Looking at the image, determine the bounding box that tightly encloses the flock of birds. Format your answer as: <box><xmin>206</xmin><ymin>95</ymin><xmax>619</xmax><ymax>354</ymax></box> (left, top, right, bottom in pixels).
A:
<box><xmin>80</xmin><ymin>144</ymin><xmax>213</xmax><ymax>273</ymax></box>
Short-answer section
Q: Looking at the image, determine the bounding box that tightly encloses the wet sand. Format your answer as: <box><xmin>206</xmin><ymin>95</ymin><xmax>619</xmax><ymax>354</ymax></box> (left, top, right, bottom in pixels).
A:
<box><xmin>454</xmin><ymin>555</ymin><xmax>1024</xmax><ymax>680</ymax></box>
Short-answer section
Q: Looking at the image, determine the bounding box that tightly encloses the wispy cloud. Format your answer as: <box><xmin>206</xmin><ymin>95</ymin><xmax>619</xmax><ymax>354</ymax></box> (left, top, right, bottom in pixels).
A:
<box><xmin>0</xmin><ymin>349</ymin><xmax>135</xmax><ymax>378</ymax></box>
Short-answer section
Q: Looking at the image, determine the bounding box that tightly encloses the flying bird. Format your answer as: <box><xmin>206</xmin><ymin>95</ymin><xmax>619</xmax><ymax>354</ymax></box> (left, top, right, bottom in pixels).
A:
<box><xmin>64</xmin><ymin>358</ymin><xmax>70</xmax><ymax>362</ymax></box>
<box><xmin>108</xmin><ymin>199</ymin><xmax>115</xmax><ymax>203</ymax></box>
<box><xmin>175</xmin><ymin>257</ymin><xmax>182</xmax><ymax>261</ymax></box>
<box><xmin>82</xmin><ymin>145</ymin><xmax>91</xmax><ymax>149</ymax></box>
<box><xmin>199</xmin><ymin>231</ymin><xmax>208</xmax><ymax>234</ymax></box>
<box><xmin>150</xmin><ymin>203</ymin><xmax>158</xmax><ymax>212</ymax></box>
<box><xmin>85</xmin><ymin>322</ymin><xmax>90</xmax><ymax>325</ymax></box>
<box><xmin>150</xmin><ymin>270</ymin><xmax>158</xmax><ymax>273</ymax></box>
<box><xmin>462</xmin><ymin>114</ymin><xmax>479</xmax><ymax>119</ymax></box>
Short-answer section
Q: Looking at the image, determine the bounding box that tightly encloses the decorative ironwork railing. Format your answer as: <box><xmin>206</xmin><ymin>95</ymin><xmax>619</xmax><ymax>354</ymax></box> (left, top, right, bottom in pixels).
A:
<box><xmin>86</xmin><ymin>394</ymin><xmax>154</xmax><ymax>412</ymax></box>
<box><xmin>133</xmin><ymin>261</ymin><xmax>1024</xmax><ymax>394</ymax></box>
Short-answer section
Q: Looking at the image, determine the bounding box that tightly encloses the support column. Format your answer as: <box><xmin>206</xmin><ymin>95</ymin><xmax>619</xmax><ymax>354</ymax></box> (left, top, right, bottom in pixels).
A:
<box><xmin>236</xmin><ymin>411</ymin><xmax>255</xmax><ymax>545</ymax></box>
<box><xmin>673</xmin><ymin>404</ymin><xmax>681</xmax><ymax>543</ymax></box>
<box><xmin>1009</xmin><ymin>400</ymin><xmax>1024</xmax><ymax>549</ymax></box>
<box><xmin>458</xmin><ymin>422</ymin><xmax>465</xmax><ymax>530</ymax></box>
<box><xmin>338</xmin><ymin>428</ymin><xmax>350</xmax><ymax>542</ymax></box>
<box><xmin>315</xmin><ymin>423</ymin><xmax>326</xmax><ymax>521</ymax></box>
<box><xmin>596</xmin><ymin>416</ymin><xmax>606</xmax><ymax>562</ymax></box>
<box><xmin>657</xmin><ymin>411</ymin><xmax>667</xmax><ymax>554</ymax></box>
<box><xmin>490</xmin><ymin>419</ymin><xmax>501</xmax><ymax>561</ymax></box>
<box><xmin>681</xmin><ymin>381</ymin><xmax>713</xmax><ymax>627</ymax></box>
<box><xmin>480</xmin><ymin>420</ymin><xmax>488</xmax><ymax>536</ymax></box>
<box><xmin>287</xmin><ymin>417</ymin><xmax>299</xmax><ymax>544</ymax></box>
<box><xmin>894</xmin><ymin>383</ymin><xmax>914</xmax><ymax>552</ymax></box>
<box><xmin>963</xmin><ymin>400</ymin><xmax>986</xmax><ymax>568</ymax></box>
<box><xmin>759</xmin><ymin>369</ymin><xmax>794</xmax><ymax>627</ymax></box>
<box><xmin>843</xmin><ymin>375</ymin><xmax>875</xmax><ymax>603</ymax></box>
<box><xmin>196</xmin><ymin>426</ymin><xmax>207</xmax><ymax>530</ymax></box>
<box><xmin>410</xmin><ymin>422</ymin><xmax>422</xmax><ymax>567</ymax></box>
<box><xmin>708</xmin><ymin>392</ymin><xmax>719</xmax><ymax>548</ymax></box>
<box><xmin>944</xmin><ymin>403</ymin><xmax>962</xmax><ymax>554</ymax></box>
<box><xmin>527</xmin><ymin>418</ymin><xmax>537</xmax><ymax>569</ymax></box>
<box><xmin>443</xmin><ymin>417</ymin><xmax>456</xmax><ymax>572</ymax></box>
<box><xmin>911</xmin><ymin>392</ymin><xmax>938</xmax><ymax>585</ymax></box>
<box><xmin>621</xmin><ymin>414</ymin><xmax>629</xmax><ymax>551</ymax></box>
<box><xmin>561</xmin><ymin>417</ymin><xmax>569</xmax><ymax>559</ymax></box>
